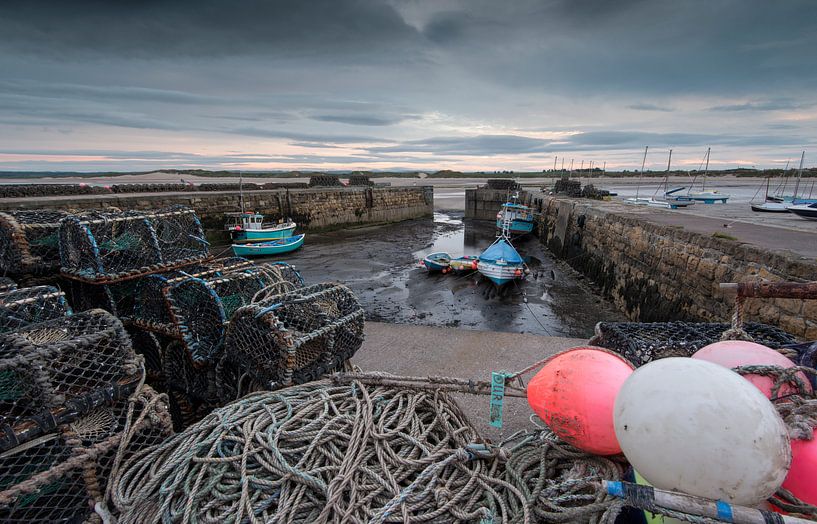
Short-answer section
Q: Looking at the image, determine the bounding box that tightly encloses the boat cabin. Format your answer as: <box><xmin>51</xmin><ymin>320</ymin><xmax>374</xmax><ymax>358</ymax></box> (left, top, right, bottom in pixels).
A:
<box><xmin>225</xmin><ymin>212</ymin><xmax>267</xmax><ymax>231</ymax></box>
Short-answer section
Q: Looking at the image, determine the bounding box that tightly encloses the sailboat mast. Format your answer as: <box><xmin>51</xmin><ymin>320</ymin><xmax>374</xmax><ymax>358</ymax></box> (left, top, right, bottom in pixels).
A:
<box><xmin>636</xmin><ymin>145</ymin><xmax>648</xmax><ymax>201</ymax></box>
<box><xmin>793</xmin><ymin>151</ymin><xmax>805</xmax><ymax>200</ymax></box>
<box><xmin>239</xmin><ymin>171</ymin><xmax>245</xmax><ymax>213</ymax></box>
<box><xmin>702</xmin><ymin>147</ymin><xmax>710</xmax><ymax>192</ymax></box>
<box><xmin>665</xmin><ymin>149</ymin><xmax>672</xmax><ymax>193</ymax></box>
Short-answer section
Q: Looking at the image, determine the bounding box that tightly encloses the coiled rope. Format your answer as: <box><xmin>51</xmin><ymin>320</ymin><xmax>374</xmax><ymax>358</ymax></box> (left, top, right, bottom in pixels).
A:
<box><xmin>110</xmin><ymin>374</ymin><xmax>626</xmax><ymax>523</ymax></box>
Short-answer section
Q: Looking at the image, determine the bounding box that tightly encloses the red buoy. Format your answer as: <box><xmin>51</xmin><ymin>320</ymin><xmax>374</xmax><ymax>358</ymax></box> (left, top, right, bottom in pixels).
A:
<box><xmin>527</xmin><ymin>346</ymin><xmax>634</xmax><ymax>455</ymax></box>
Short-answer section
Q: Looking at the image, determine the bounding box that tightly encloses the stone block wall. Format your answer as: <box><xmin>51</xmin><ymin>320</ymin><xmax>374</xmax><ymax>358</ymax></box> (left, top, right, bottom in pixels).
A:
<box><xmin>0</xmin><ymin>187</ymin><xmax>434</xmax><ymax>231</ymax></box>
<box><xmin>465</xmin><ymin>188</ymin><xmax>532</xmax><ymax>220</ymax></box>
<box><xmin>535</xmin><ymin>196</ymin><xmax>817</xmax><ymax>339</ymax></box>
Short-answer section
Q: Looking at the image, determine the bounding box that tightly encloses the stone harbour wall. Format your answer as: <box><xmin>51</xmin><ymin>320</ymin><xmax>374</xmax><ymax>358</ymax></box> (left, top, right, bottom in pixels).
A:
<box><xmin>0</xmin><ymin>186</ymin><xmax>434</xmax><ymax>230</ymax></box>
<box><xmin>465</xmin><ymin>188</ymin><xmax>532</xmax><ymax>220</ymax></box>
<box><xmin>535</xmin><ymin>196</ymin><xmax>817</xmax><ymax>339</ymax></box>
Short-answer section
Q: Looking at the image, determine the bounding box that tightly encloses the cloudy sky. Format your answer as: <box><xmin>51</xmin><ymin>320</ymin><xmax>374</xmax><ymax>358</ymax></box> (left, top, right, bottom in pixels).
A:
<box><xmin>1</xmin><ymin>0</ymin><xmax>816</xmax><ymax>172</ymax></box>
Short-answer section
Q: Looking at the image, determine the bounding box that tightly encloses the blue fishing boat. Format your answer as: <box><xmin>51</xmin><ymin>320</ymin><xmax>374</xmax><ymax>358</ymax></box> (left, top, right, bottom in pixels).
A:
<box><xmin>225</xmin><ymin>212</ymin><xmax>296</xmax><ymax>243</ymax></box>
<box><xmin>231</xmin><ymin>234</ymin><xmax>305</xmax><ymax>257</ymax></box>
<box><xmin>422</xmin><ymin>252</ymin><xmax>451</xmax><ymax>272</ymax></box>
<box><xmin>496</xmin><ymin>194</ymin><xmax>535</xmax><ymax>236</ymax></box>
<box><xmin>477</xmin><ymin>238</ymin><xmax>526</xmax><ymax>286</ymax></box>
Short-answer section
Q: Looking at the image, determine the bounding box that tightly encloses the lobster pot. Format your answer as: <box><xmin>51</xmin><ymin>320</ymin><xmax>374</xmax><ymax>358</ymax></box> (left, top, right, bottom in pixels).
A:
<box><xmin>0</xmin><ymin>309</ymin><xmax>140</xmax><ymax>428</ymax></box>
<box><xmin>0</xmin><ymin>385</ymin><xmax>173</xmax><ymax>523</ymax></box>
<box><xmin>0</xmin><ymin>285</ymin><xmax>71</xmax><ymax>334</ymax></box>
<box><xmin>162</xmin><ymin>341</ymin><xmax>220</xmax><ymax>430</ymax></box>
<box><xmin>0</xmin><ymin>210</ymin><xmax>67</xmax><ymax>276</ymax></box>
<box><xmin>129</xmin><ymin>257</ymin><xmax>255</xmax><ymax>335</ymax></box>
<box><xmin>164</xmin><ymin>261</ymin><xmax>306</xmax><ymax>364</ymax></box>
<box><xmin>225</xmin><ymin>283</ymin><xmax>365</xmax><ymax>388</ymax></box>
<box><xmin>59</xmin><ymin>206</ymin><xmax>210</xmax><ymax>283</ymax></box>
<box><xmin>62</xmin><ymin>279</ymin><xmax>140</xmax><ymax>320</ymax></box>
<box><xmin>590</xmin><ymin>321</ymin><xmax>797</xmax><ymax>367</ymax></box>
<box><xmin>0</xmin><ymin>277</ymin><xmax>16</xmax><ymax>293</ymax></box>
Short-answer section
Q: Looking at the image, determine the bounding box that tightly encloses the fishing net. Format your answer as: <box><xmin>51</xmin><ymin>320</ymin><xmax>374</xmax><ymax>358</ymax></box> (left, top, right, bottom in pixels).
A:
<box><xmin>58</xmin><ymin>206</ymin><xmax>210</xmax><ymax>283</ymax></box>
<box><xmin>590</xmin><ymin>321</ymin><xmax>796</xmax><ymax>367</ymax></box>
<box><xmin>0</xmin><ymin>277</ymin><xmax>16</xmax><ymax>293</ymax></box>
<box><xmin>0</xmin><ymin>384</ymin><xmax>173</xmax><ymax>523</ymax></box>
<box><xmin>110</xmin><ymin>375</ymin><xmax>626</xmax><ymax>524</ymax></box>
<box><xmin>0</xmin><ymin>210</ymin><xmax>67</xmax><ymax>276</ymax></box>
<box><xmin>0</xmin><ymin>309</ymin><xmax>141</xmax><ymax>429</ymax></box>
<box><xmin>0</xmin><ymin>285</ymin><xmax>71</xmax><ymax>334</ymax></box>
<box><xmin>224</xmin><ymin>282</ymin><xmax>365</xmax><ymax>390</ymax></box>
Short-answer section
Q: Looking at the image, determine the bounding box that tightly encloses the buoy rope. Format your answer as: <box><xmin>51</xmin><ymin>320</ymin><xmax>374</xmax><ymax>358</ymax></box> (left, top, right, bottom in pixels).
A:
<box><xmin>109</xmin><ymin>375</ymin><xmax>626</xmax><ymax>523</ymax></box>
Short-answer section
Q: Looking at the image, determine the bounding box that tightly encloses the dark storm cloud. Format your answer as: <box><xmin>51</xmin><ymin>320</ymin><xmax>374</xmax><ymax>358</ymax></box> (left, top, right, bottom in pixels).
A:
<box><xmin>310</xmin><ymin>114</ymin><xmax>417</xmax><ymax>126</ymax></box>
<box><xmin>708</xmin><ymin>99</ymin><xmax>815</xmax><ymax>112</ymax></box>
<box><xmin>372</xmin><ymin>135</ymin><xmax>549</xmax><ymax>156</ymax></box>
<box><xmin>0</xmin><ymin>0</ymin><xmax>419</xmax><ymax>59</ymax></box>
<box><xmin>628</xmin><ymin>103</ymin><xmax>675</xmax><ymax>112</ymax></box>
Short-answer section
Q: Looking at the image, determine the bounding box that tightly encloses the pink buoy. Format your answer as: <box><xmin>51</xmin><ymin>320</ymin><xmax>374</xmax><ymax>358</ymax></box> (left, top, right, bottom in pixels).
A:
<box><xmin>692</xmin><ymin>340</ymin><xmax>810</xmax><ymax>398</ymax></box>
<box><xmin>527</xmin><ymin>346</ymin><xmax>634</xmax><ymax>455</ymax></box>
<box><xmin>781</xmin><ymin>430</ymin><xmax>817</xmax><ymax>508</ymax></box>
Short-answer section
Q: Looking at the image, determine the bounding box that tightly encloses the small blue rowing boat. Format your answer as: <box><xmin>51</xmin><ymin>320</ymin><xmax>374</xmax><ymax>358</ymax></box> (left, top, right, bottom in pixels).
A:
<box><xmin>231</xmin><ymin>234</ymin><xmax>305</xmax><ymax>257</ymax></box>
<box><xmin>422</xmin><ymin>252</ymin><xmax>451</xmax><ymax>272</ymax></box>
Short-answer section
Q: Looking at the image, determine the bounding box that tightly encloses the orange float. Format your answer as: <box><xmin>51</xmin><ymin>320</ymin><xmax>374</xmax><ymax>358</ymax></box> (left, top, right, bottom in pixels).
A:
<box><xmin>692</xmin><ymin>340</ymin><xmax>810</xmax><ymax>398</ymax></box>
<box><xmin>781</xmin><ymin>430</ymin><xmax>817</xmax><ymax>508</ymax></box>
<box><xmin>527</xmin><ymin>346</ymin><xmax>634</xmax><ymax>455</ymax></box>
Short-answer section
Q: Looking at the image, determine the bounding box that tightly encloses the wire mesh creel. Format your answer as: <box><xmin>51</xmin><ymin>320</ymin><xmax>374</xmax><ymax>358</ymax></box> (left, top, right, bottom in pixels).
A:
<box><xmin>0</xmin><ymin>210</ymin><xmax>68</xmax><ymax>276</ymax></box>
<box><xmin>590</xmin><ymin>321</ymin><xmax>797</xmax><ymax>367</ymax></box>
<box><xmin>0</xmin><ymin>309</ymin><xmax>141</xmax><ymax>429</ymax></box>
<box><xmin>58</xmin><ymin>206</ymin><xmax>210</xmax><ymax>284</ymax></box>
<box><xmin>0</xmin><ymin>384</ymin><xmax>173</xmax><ymax>523</ymax></box>
<box><xmin>0</xmin><ymin>285</ymin><xmax>72</xmax><ymax>334</ymax></box>
<box><xmin>224</xmin><ymin>282</ymin><xmax>365</xmax><ymax>389</ymax></box>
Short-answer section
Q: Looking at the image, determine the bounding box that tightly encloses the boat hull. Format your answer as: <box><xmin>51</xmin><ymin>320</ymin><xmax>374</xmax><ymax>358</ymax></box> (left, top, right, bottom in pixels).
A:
<box><xmin>751</xmin><ymin>203</ymin><xmax>790</xmax><ymax>213</ymax></box>
<box><xmin>422</xmin><ymin>252</ymin><xmax>451</xmax><ymax>271</ymax></box>
<box><xmin>231</xmin><ymin>223</ymin><xmax>296</xmax><ymax>242</ymax></box>
<box><xmin>787</xmin><ymin>205</ymin><xmax>817</xmax><ymax>220</ymax></box>
<box><xmin>676</xmin><ymin>192</ymin><xmax>729</xmax><ymax>204</ymax></box>
<box><xmin>495</xmin><ymin>218</ymin><xmax>534</xmax><ymax>235</ymax></box>
<box><xmin>231</xmin><ymin>234</ymin><xmax>305</xmax><ymax>256</ymax></box>
<box><xmin>477</xmin><ymin>261</ymin><xmax>523</xmax><ymax>286</ymax></box>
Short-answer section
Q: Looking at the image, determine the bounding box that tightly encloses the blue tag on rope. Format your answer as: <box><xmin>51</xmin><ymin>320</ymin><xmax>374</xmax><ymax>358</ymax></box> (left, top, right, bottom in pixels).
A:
<box><xmin>489</xmin><ymin>372</ymin><xmax>508</xmax><ymax>428</ymax></box>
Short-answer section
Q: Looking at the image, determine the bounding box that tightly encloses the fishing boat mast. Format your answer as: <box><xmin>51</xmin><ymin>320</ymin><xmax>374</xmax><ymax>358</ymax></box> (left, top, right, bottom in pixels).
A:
<box><xmin>239</xmin><ymin>170</ymin><xmax>245</xmax><ymax>214</ymax></box>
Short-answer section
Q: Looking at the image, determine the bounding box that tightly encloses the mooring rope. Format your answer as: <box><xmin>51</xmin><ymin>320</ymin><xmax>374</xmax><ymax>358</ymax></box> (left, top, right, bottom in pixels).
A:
<box><xmin>110</xmin><ymin>375</ymin><xmax>626</xmax><ymax>523</ymax></box>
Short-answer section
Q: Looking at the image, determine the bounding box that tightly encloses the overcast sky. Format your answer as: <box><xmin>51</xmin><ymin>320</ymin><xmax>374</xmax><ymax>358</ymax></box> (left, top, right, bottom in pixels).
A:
<box><xmin>1</xmin><ymin>0</ymin><xmax>816</xmax><ymax>172</ymax></box>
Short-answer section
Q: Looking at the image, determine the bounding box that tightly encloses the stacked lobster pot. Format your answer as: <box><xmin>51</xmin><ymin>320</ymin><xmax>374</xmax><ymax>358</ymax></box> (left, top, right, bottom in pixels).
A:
<box><xmin>222</xmin><ymin>282</ymin><xmax>365</xmax><ymax>399</ymax></box>
<box><xmin>0</xmin><ymin>308</ymin><xmax>173</xmax><ymax>522</ymax></box>
<box><xmin>125</xmin><ymin>259</ymin><xmax>306</xmax><ymax>428</ymax></box>
<box><xmin>0</xmin><ymin>284</ymin><xmax>72</xmax><ymax>334</ymax></box>
<box><xmin>0</xmin><ymin>210</ymin><xmax>68</xmax><ymax>284</ymax></box>
<box><xmin>590</xmin><ymin>321</ymin><xmax>797</xmax><ymax>367</ymax></box>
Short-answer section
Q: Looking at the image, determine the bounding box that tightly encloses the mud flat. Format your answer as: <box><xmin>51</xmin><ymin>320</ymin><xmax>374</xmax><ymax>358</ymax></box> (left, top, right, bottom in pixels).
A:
<box><xmin>225</xmin><ymin>211</ymin><xmax>621</xmax><ymax>339</ymax></box>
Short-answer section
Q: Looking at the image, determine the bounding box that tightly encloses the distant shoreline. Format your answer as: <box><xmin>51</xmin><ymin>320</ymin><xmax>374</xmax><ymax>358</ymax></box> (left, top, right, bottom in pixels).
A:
<box><xmin>0</xmin><ymin>167</ymin><xmax>814</xmax><ymax>183</ymax></box>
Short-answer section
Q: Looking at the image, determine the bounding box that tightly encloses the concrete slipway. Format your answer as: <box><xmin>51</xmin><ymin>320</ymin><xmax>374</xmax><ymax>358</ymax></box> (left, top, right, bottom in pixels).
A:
<box><xmin>354</xmin><ymin>321</ymin><xmax>586</xmax><ymax>441</ymax></box>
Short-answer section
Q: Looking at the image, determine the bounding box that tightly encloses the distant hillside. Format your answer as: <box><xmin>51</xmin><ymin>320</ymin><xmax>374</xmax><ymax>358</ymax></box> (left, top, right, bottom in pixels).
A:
<box><xmin>0</xmin><ymin>167</ymin><xmax>814</xmax><ymax>179</ymax></box>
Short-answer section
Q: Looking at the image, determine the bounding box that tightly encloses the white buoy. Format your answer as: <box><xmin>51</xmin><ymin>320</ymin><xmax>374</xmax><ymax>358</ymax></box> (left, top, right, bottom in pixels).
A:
<box><xmin>614</xmin><ymin>357</ymin><xmax>791</xmax><ymax>505</ymax></box>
